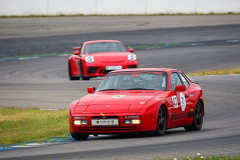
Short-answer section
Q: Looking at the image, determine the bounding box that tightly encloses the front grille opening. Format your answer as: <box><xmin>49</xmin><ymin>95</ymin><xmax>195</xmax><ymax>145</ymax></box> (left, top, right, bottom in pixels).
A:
<box><xmin>92</xmin><ymin>116</ymin><xmax>119</xmax><ymax>119</ymax></box>
<box><xmin>128</xmin><ymin>65</ymin><xmax>137</xmax><ymax>68</ymax></box>
<box><xmin>88</xmin><ymin>67</ymin><xmax>98</xmax><ymax>74</ymax></box>
<box><xmin>103</xmin><ymin>70</ymin><xmax>112</xmax><ymax>74</ymax></box>
<box><xmin>99</xmin><ymin>69</ymin><xmax>104</xmax><ymax>74</ymax></box>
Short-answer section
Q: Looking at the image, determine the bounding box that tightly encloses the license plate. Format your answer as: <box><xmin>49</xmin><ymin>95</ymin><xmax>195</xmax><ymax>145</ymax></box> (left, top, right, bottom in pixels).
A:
<box><xmin>91</xmin><ymin>119</ymin><xmax>119</xmax><ymax>126</ymax></box>
<box><xmin>106</xmin><ymin>66</ymin><xmax>122</xmax><ymax>70</ymax></box>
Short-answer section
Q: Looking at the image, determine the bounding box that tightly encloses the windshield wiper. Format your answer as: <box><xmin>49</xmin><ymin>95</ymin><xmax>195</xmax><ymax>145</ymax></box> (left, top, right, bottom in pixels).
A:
<box><xmin>98</xmin><ymin>89</ymin><xmax>118</xmax><ymax>91</ymax></box>
<box><xmin>126</xmin><ymin>88</ymin><xmax>155</xmax><ymax>90</ymax></box>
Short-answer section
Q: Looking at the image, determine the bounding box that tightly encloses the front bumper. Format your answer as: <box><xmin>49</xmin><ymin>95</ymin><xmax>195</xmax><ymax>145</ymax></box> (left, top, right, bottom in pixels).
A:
<box><xmin>69</xmin><ymin>113</ymin><xmax>156</xmax><ymax>134</ymax></box>
<box><xmin>83</xmin><ymin>62</ymin><xmax>138</xmax><ymax>77</ymax></box>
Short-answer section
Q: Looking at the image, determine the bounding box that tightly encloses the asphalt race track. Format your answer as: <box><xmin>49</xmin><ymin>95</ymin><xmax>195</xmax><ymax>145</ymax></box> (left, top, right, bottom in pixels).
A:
<box><xmin>0</xmin><ymin>15</ymin><xmax>240</xmax><ymax>160</ymax></box>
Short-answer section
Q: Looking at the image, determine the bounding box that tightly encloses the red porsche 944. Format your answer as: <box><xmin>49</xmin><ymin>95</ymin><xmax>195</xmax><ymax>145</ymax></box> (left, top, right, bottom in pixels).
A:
<box><xmin>68</xmin><ymin>40</ymin><xmax>138</xmax><ymax>80</ymax></box>
<box><xmin>69</xmin><ymin>68</ymin><xmax>204</xmax><ymax>140</ymax></box>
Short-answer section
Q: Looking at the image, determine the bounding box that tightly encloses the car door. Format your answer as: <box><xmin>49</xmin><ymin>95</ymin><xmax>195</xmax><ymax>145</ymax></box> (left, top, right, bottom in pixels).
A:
<box><xmin>169</xmin><ymin>72</ymin><xmax>191</xmax><ymax>128</ymax></box>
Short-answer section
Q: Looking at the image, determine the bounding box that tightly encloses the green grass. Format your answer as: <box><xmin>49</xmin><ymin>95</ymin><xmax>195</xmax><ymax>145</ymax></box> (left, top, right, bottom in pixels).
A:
<box><xmin>0</xmin><ymin>107</ymin><xmax>69</xmax><ymax>145</ymax></box>
<box><xmin>127</xmin><ymin>43</ymin><xmax>186</xmax><ymax>50</ymax></box>
<box><xmin>188</xmin><ymin>67</ymin><xmax>240</xmax><ymax>76</ymax></box>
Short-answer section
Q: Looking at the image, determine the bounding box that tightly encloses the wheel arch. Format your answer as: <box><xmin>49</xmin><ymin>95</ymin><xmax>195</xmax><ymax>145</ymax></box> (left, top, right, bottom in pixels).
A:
<box><xmin>68</xmin><ymin>56</ymin><xmax>76</xmax><ymax>74</ymax></box>
<box><xmin>198</xmin><ymin>98</ymin><xmax>205</xmax><ymax>116</ymax></box>
<box><xmin>159</xmin><ymin>103</ymin><xmax>169</xmax><ymax>129</ymax></box>
<box><xmin>68</xmin><ymin>60</ymin><xmax>73</xmax><ymax>75</ymax></box>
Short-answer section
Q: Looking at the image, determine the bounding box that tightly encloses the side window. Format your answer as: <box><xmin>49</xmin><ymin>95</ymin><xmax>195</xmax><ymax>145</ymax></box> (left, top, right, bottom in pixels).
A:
<box><xmin>178</xmin><ymin>73</ymin><xmax>190</xmax><ymax>89</ymax></box>
<box><xmin>171</xmin><ymin>73</ymin><xmax>183</xmax><ymax>91</ymax></box>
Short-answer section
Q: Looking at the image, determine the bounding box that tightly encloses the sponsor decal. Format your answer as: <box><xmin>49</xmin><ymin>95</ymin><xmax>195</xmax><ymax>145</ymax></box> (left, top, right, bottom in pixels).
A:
<box><xmin>172</xmin><ymin>96</ymin><xmax>178</xmax><ymax>108</ymax></box>
<box><xmin>180</xmin><ymin>93</ymin><xmax>186</xmax><ymax>111</ymax></box>
<box><xmin>112</xmin><ymin>95</ymin><xmax>126</xmax><ymax>99</ymax></box>
<box><xmin>100</xmin><ymin>113</ymin><xmax>105</xmax><ymax>116</ymax></box>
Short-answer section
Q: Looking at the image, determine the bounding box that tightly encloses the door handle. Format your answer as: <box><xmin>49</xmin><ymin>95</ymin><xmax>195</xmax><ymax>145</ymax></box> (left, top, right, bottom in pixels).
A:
<box><xmin>185</xmin><ymin>95</ymin><xmax>189</xmax><ymax>98</ymax></box>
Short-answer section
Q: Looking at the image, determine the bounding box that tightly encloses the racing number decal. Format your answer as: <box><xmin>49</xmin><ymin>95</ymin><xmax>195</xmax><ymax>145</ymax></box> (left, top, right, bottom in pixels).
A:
<box><xmin>180</xmin><ymin>93</ymin><xmax>186</xmax><ymax>111</ymax></box>
<box><xmin>172</xmin><ymin>93</ymin><xmax>186</xmax><ymax>111</ymax></box>
<box><xmin>172</xmin><ymin>96</ymin><xmax>178</xmax><ymax>108</ymax></box>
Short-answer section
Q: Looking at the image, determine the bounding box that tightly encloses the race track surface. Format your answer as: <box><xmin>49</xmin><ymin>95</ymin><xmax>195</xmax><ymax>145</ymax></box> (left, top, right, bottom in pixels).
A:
<box><xmin>0</xmin><ymin>15</ymin><xmax>240</xmax><ymax>160</ymax></box>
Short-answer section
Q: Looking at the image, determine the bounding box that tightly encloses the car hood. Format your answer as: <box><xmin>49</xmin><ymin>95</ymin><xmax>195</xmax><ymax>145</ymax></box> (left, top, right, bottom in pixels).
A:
<box><xmin>74</xmin><ymin>91</ymin><xmax>163</xmax><ymax>113</ymax></box>
<box><xmin>88</xmin><ymin>52</ymin><xmax>131</xmax><ymax>63</ymax></box>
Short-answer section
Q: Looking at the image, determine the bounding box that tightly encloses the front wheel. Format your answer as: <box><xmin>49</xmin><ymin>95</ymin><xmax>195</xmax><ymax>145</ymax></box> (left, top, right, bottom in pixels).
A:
<box><xmin>80</xmin><ymin>62</ymin><xmax>90</xmax><ymax>80</ymax></box>
<box><xmin>155</xmin><ymin>105</ymin><xmax>167</xmax><ymax>136</ymax></box>
<box><xmin>71</xmin><ymin>132</ymin><xmax>89</xmax><ymax>140</ymax></box>
<box><xmin>184</xmin><ymin>100</ymin><xmax>203</xmax><ymax>131</ymax></box>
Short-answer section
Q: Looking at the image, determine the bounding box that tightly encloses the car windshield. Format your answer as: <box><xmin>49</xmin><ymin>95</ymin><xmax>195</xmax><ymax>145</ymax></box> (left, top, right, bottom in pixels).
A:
<box><xmin>186</xmin><ymin>74</ymin><xmax>199</xmax><ymax>84</ymax></box>
<box><xmin>96</xmin><ymin>71</ymin><xmax>168</xmax><ymax>91</ymax></box>
<box><xmin>84</xmin><ymin>42</ymin><xmax>127</xmax><ymax>54</ymax></box>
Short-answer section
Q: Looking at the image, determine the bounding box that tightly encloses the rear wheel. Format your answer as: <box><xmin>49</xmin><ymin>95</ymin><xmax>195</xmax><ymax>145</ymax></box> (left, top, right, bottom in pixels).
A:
<box><xmin>71</xmin><ymin>132</ymin><xmax>89</xmax><ymax>140</ymax></box>
<box><xmin>155</xmin><ymin>105</ymin><xmax>167</xmax><ymax>136</ymax></box>
<box><xmin>184</xmin><ymin>100</ymin><xmax>203</xmax><ymax>131</ymax></box>
<box><xmin>68</xmin><ymin>61</ymin><xmax>80</xmax><ymax>80</ymax></box>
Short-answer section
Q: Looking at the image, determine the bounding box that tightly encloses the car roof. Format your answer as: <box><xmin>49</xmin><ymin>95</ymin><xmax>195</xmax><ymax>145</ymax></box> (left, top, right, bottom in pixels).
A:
<box><xmin>111</xmin><ymin>68</ymin><xmax>182</xmax><ymax>73</ymax></box>
<box><xmin>84</xmin><ymin>40</ymin><xmax>121</xmax><ymax>44</ymax></box>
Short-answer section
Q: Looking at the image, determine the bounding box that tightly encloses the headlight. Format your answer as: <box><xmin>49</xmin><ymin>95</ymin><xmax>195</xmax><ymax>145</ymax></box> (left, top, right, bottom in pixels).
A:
<box><xmin>123</xmin><ymin>119</ymin><xmax>141</xmax><ymax>124</ymax></box>
<box><xmin>85</xmin><ymin>56</ymin><xmax>94</xmax><ymax>63</ymax></box>
<box><xmin>73</xmin><ymin>120</ymin><xmax>88</xmax><ymax>125</ymax></box>
<box><xmin>128</xmin><ymin>54</ymin><xmax>137</xmax><ymax>61</ymax></box>
<box><xmin>123</xmin><ymin>115</ymin><xmax>141</xmax><ymax>124</ymax></box>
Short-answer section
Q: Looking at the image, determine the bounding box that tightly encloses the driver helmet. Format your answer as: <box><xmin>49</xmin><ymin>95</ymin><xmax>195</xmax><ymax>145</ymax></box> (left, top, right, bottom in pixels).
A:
<box><xmin>152</xmin><ymin>75</ymin><xmax>163</xmax><ymax>86</ymax></box>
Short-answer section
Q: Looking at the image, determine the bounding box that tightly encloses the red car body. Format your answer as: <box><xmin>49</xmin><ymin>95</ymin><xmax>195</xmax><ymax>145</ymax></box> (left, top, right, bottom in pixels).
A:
<box><xmin>69</xmin><ymin>68</ymin><xmax>204</xmax><ymax>140</ymax></box>
<box><xmin>68</xmin><ymin>40</ymin><xmax>138</xmax><ymax>80</ymax></box>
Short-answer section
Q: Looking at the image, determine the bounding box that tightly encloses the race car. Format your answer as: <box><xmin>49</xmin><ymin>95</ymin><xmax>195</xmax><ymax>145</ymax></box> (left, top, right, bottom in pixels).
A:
<box><xmin>68</xmin><ymin>40</ymin><xmax>138</xmax><ymax>80</ymax></box>
<box><xmin>69</xmin><ymin>68</ymin><xmax>204</xmax><ymax>140</ymax></box>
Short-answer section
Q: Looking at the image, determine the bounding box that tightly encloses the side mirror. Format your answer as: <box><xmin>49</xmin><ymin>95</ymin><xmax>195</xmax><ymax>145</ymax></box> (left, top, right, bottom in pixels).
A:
<box><xmin>174</xmin><ymin>85</ymin><xmax>186</xmax><ymax>94</ymax></box>
<box><xmin>73</xmin><ymin>51</ymin><xmax>80</xmax><ymax>55</ymax></box>
<box><xmin>129</xmin><ymin>48</ymin><xmax>134</xmax><ymax>53</ymax></box>
<box><xmin>74</xmin><ymin>47</ymin><xmax>81</xmax><ymax>50</ymax></box>
<box><xmin>88</xmin><ymin>87</ymin><xmax>95</xmax><ymax>94</ymax></box>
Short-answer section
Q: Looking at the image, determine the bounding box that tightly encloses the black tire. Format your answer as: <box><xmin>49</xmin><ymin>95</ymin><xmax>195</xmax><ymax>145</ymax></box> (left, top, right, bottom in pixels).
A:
<box><xmin>184</xmin><ymin>100</ymin><xmax>203</xmax><ymax>131</ymax></box>
<box><xmin>80</xmin><ymin>62</ymin><xmax>90</xmax><ymax>80</ymax></box>
<box><xmin>71</xmin><ymin>132</ymin><xmax>89</xmax><ymax>140</ymax></box>
<box><xmin>68</xmin><ymin>61</ymin><xmax>80</xmax><ymax>80</ymax></box>
<box><xmin>155</xmin><ymin>105</ymin><xmax>167</xmax><ymax>136</ymax></box>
